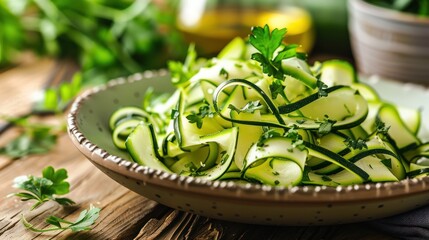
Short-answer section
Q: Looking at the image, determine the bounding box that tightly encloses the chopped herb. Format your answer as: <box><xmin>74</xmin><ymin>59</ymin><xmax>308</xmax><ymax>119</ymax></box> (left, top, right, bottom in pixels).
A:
<box><xmin>168</xmin><ymin>44</ymin><xmax>198</xmax><ymax>87</ymax></box>
<box><xmin>219</xmin><ymin>68</ymin><xmax>229</xmax><ymax>79</ymax></box>
<box><xmin>0</xmin><ymin>117</ymin><xmax>63</xmax><ymax>159</ymax></box>
<box><xmin>284</xmin><ymin>127</ymin><xmax>306</xmax><ymax>151</ymax></box>
<box><xmin>270</xmin><ymin>79</ymin><xmax>287</xmax><ymax>100</ymax></box>
<box><xmin>272</xmin><ymin>171</ymin><xmax>280</xmax><ymax>176</ymax></box>
<box><xmin>11</xmin><ymin>166</ymin><xmax>75</xmax><ymax>210</ymax></box>
<box><xmin>375</xmin><ymin>118</ymin><xmax>390</xmax><ymax>135</ymax></box>
<box><xmin>257</xmin><ymin>127</ymin><xmax>282</xmax><ymax>147</ymax></box>
<box><xmin>344</xmin><ymin>138</ymin><xmax>368</xmax><ymax>150</ymax></box>
<box><xmin>296</xmin><ymin>119</ymin><xmax>306</xmax><ymax>124</ymax></box>
<box><xmin>228</xmin><ymin>100</ymin><xmax>263</xmax><ymax>114</ymax></box>
<box><xmin>33</xmin><ymin>72</ymin><xmax>82</xmax><ymax>113</ymax></box>
<box><xmin>274</xmin><ymin>180</ymin><xmax>280</xmax><ymax>185</ymax></box>
<box><xmin>22</xmin><ymin>205</ymin><xmax>100</xmax><ymax>233</ymax></box>
<box><xmin>318</xmin><ymin>115</ymin><xmax>337</xmax><ymax>135</ymax></box>
<box><xmin>186</xmin><ymin>113</ymin><xmax>203</xmax><ymax>129</ymax></box>
<box><xmin>186</xmin><ymin>104</ymin><xmax>214</xmax><ymax>129</ymax></box>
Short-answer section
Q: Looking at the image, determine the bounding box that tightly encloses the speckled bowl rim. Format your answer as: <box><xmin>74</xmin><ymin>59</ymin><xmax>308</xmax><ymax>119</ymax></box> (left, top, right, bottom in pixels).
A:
<box><xmin>67</xmin><ymin>70</ymin><xmax>429</xmax><ymax>204</ymax></box>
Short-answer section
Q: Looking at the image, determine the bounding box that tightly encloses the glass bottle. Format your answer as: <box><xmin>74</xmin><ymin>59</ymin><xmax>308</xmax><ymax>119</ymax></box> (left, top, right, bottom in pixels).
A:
<box><xmin>176</xmin><ymin>0</ymin><xmax>315</xmax><ymax>56</ymax></box>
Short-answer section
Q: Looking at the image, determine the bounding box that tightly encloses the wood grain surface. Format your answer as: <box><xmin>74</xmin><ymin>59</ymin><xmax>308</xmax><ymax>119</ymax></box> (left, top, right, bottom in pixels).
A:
<box><xmin>0</xmin><ymin>58</ymin><xmax>397</xmax><ymax>240</ymax></box>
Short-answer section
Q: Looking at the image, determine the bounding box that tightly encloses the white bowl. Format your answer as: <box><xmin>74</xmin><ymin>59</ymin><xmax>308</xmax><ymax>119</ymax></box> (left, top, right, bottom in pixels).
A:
<box><xmin>348</xmin><ymin>0</ymin><xmax>429</xmax><ymax>84</ymax></box>
<box><xmin>67</xmin><ymin>70</ymin><xmax>429</xmax><ymax>226</ymax></box>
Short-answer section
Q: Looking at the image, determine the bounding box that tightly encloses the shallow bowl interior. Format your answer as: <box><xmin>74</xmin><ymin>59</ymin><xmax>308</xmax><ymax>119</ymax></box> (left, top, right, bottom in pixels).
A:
<box><xmin>68</xmin><ymin>70</ymin><xmax>429</xmax><ymax>226</ymax></box>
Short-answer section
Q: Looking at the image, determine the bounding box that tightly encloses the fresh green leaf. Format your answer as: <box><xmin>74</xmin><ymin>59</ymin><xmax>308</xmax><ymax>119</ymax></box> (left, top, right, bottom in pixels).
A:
<box><xmin>269</xmin><ymin>79</ymin><xmax>287</xmax><ymax>100</ymax></box>
<box><xmin>186</xmin><ymin>113</ymin><xmax>203</xmax><ymax>129</ymax></box>
<box><xmin>317</xmin><ymin>115</ymin><xmax>337</xmax><ymax>135</ymax></box>
<box><xmin>249</xmin><ymin>25</ymin><xmax>304</xmax><ymax>82</ymax></box>
<box><xmin>11</xmin><ymin>166</ymin><xmax>75</xmax><ymax>210</ymax></box>
<box><xmin>257</xmin><ymin>127</ymin><xmax>282</xmax><ymax>147</ymax></box>
<box><xmin>22</xmin><ymin>205</ymin><xmax>100</xmax><ymax>233</ymax></box>
<box><xmin>375</xmin><ymin>118</ymin><xmax>390</xmax><ymax>135</ymax></box>
<box><xmin>229</xmin><ymin>101</ymin><xmax>263</xmax><ymax>114</ymax></box>
<box><xmin>168</xmin><ymin>44</ymin><xmax>198</xmax><ymax>87</ymax></box>
<box><xmin>250</xmin><ymin>25</ymin><xmax>286</xmax><ymax>62</ymax></box>
<box><xmin>186</xmin><ymin>104</ymin><xmax>214</xmax><ymax>129</ymax></box>
<box><xmin>344</xmin><ymin>138</ymin><xmax>368</xmax><ymax>150</ymax></box>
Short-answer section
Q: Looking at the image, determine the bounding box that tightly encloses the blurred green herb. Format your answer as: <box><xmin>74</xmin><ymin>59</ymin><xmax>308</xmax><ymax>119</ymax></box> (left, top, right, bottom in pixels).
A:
<box><xmin>22</xmin><ymin>205</ymin><xmax>100</xmax><ymax>232</ymax></box>
<box><xmin>34</xmin><ymin>71</ymin><xmax>83</xmax><ymax>113</ymax></box>
<box><xmin>0</xmin><ymin>116</ymin><xmax>64</xmax><ymax>159</ymax></box>
<box><xmin>1</xmin><ymin>0</ymin><xmax>186</xmax><ymax>84</ymax></box>
<box><xmin>168</xmin><ymin>44</ymin><xmax>199</xmax><ymax>88</ymax></box>
<box><xmin>366</xmin><ymin>0</ymin><xmax>429</xmax><ymax>16</ymax></box>
<box><xmin>10</xmin><ymin>166</ymin><xmax>75</xmax><ymax>210</ymax></box>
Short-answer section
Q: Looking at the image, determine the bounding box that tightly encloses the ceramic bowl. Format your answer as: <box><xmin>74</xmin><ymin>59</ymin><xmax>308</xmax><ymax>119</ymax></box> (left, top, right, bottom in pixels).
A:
<box><xmin>67</xmin><ymin>70</ymin><xmax>429</xmax><ymax>226</ymax></box>
<box><xmin>348</xmin><ymin>0</ymin><xmax>429</xmax><ymax>84</ymax></box>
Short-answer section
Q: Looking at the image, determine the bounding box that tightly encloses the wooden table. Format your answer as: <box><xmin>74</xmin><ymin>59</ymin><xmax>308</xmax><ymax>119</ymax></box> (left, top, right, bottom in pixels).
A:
<box><xmin>0</xmin><ymin>58</ymin><xmax>397</xmax><ymax>240</ymax></box>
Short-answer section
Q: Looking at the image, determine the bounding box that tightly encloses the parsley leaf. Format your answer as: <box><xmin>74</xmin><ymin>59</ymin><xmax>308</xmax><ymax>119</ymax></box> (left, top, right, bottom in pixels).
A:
<box><xmin>317</xmin><ymin>115</ymin><xmax>337</xmax><ymax>135</ymax></box>
<box><xmin>285</xmin><ymin>127</ymin><xmax>306</xmax><ymax>151</ymax></box>
<box><xmin>229</xmin><ymin>100</ymin><xmax>263</xmax><ymax>114</ymax></box>
<box><xmin>186</xmin><ymin>113</ymin><xmax>203</xmax><ymax>129</ymax></box>
<box><xmin>375</xmin><ymin>118</ymin><xmax>390</xmax><ymax>135</ymax></box>
<box><xmin>186</xmin><ymin>104</ymin><xmax>214</xmax><ymax>129</ymax></box>
<box><xmin>249</xmin><ymin>25</ymin><xmax>287</xmax><ymax>80</ymax></box>
<box><xmin>270</xmin><ymin>79</ymin><xmax>287</xmax><ymax>100</ymax></box>
<box><xmin>257</xmin><ymin>127</ymin><xmax>282</xmax><ymax>147</ymax></box>
<box><xmin>249</xmin><ymin>24</ymin><xmax>306</xmax><ymax>83</ymax></box>
<box><xmin>168</xmin><ymin>44</ymin><xmax>198</xmax><ymax>87</ymax></box>
<box><xmin>344</xmin><ymin>138</ymin><xmax>368</xmax><ymax>150</ymax></box>
<box><xmin>21</xmin><ymin>205</ymin><xmax>100</xmax><ymax>233</ymax></box>
<box><xmin>33</xmin><ymin>72</ymin><xmax>82</xmax><ymax>114</ymax></box>
<box><xmin>11</xmin><ymin>166</ymin><xmax>75</xmax><ymax>210</ymax></box>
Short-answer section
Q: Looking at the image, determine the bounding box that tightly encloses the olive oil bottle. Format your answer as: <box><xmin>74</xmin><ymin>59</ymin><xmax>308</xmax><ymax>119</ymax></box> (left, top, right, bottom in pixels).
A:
<box><xmin>177</xmin><ymin>3</ymin><xmax>314</xmax><ymax>56</ymax></box>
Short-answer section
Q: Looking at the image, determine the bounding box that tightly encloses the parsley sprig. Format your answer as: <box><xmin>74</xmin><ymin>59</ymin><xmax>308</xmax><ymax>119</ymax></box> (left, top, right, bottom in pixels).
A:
<box><xmin>249</xmin><ymin>25</ymin><xmax>300</xmax><ymax>80</ymax></box>
<box><xmin>22</xmin><ymin>205</ymin><xmax>100</xmax><ymax>233</ymax></box>
<box><xmin>344</xmin><ymin>138</ymin><xmax>368</xmax><ymax>150</ymax></box>
<box><xmin>11</xmin><ymin>166</ymin><xmax>75</xmax><ymax>210</ymax></box>
<box><xmin>168</xmin><ymin>44</ymin><xmax>199</xmax><ymax>87</ymax></box>
<box><xmin>317</xmin><ymin>115</ymin><xmax>337</xmax><ymax>135</ymax></box>
<box><xmin>257</xmin><ymin>127</ymin><xmax>282</xmax><ymax>147</ymax></box>
<box><xmin>229</xmin><ymin>100</ymin><xmax>263</xmax><ymax>114</ymax></box>
<box><xmin>186</xmin><ymin>104</ymin><xmax>214</xmax><ymax>129</ymax></box>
